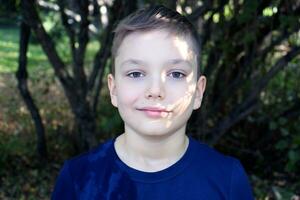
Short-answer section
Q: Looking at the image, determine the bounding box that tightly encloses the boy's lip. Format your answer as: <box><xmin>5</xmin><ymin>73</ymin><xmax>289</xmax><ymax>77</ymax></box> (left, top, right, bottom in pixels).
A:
<box><xmin>137</xmin><ymin>107</ymin><xmax>171</xmax><ymax>112</ymax></box>
<box><xmin>137</xmin><ymin>107</ymin><xmax>171</xmax><ymax>118</ymax></box>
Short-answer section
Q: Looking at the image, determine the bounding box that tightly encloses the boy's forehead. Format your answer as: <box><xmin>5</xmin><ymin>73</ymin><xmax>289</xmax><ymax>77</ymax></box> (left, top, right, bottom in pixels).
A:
<box><xmin>115</xmin><ymin>29</ymin><xmax>197</xmax><ymax>67</ymax></box>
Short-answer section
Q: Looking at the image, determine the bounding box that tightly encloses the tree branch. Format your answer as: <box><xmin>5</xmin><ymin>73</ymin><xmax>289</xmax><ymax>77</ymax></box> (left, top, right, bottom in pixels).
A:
<box><xmin>58</xmin><ymin>0</ymin><xmax>76</xmax><ymax>61</ymax></box>
<box><xmin>16</xmin><ymin>21</ymin><xmax>47</xmax><ymax>158</ymax></box>
<box><xmin>279</xmin><ymin>99</ymin><xmax>300</xmax><ymax>120</ymax></box>
<box><xmin>88</xmin><ymin>1</ymin><xmax>122</xmax><ymax>110</ymax></box>
<box><xmin>72</xmin><ymin>0</ymin><xmax>89</xmax><ymax>98</ymax></box>
<box><xmin>206</xmin><ymin>46</ymin><xmax>300</xmax><ymax>145</ymax></box>
<box><xmin>87</xmin><ymin>0</ymin><xmax>137</xmax><ymax>113</ymax></box>
<box><xmin>22</xmin><ymin>0</ymin><xmax>74</xmax><ymax>91</ymax></box>
<box><xmin>187</xmin><ymin>0</ymin><xmax>212</xmax><ymax>22</ymax></box>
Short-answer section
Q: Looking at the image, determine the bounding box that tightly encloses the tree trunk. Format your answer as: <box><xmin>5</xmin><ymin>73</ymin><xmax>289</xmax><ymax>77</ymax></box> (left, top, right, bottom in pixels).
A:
<box><xmin>16</xmin><ymin>21</ymin><xmax>48</xmax><ymax>159</ymax></box>
<box><xmin>71</xmin><ymin>102</ymin><xmax>98</xmax><ymax>151</ymax></box>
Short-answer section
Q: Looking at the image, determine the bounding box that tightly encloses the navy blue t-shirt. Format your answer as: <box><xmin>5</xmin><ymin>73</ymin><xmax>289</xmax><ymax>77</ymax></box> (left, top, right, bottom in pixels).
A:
<box><xmin>52</xmin><ymin>136</ymin><xmax>254</xmax><ymax>199</ymax></box>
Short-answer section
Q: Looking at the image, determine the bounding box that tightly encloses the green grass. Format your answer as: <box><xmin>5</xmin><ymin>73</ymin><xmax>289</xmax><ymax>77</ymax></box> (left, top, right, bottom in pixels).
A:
<box><xmin>0</xmin><ymin>25</ymin><xmax>51</xmax><ymax>74</ymax></box>
<box><xmin>0</xmin><ymin>24</ymin><xmax>100</xmax><ymax>75</ymax></box>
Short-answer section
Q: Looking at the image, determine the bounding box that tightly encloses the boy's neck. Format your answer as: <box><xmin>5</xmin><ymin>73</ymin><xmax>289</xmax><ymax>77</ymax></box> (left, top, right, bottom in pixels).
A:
<box><xmin>114</xmin><ymin>127</ymin><xmax>189</xmax><ymax>172</ymax></box>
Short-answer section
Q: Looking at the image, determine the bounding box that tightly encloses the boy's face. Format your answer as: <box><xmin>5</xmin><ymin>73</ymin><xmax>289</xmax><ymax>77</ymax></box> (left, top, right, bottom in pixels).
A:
<box><xmin>108</xmin><ymin>29</ymin><xmax>206</xmax><ymax>138</ymax></box>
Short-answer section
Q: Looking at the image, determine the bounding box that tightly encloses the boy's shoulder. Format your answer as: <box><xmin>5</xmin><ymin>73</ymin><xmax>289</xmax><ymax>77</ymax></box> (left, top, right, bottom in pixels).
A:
<box><xmin>65</xmin><ymin>138</ymin><xmax>116</xmax><ymax>172</ymax></box>
<box><xmin>54</xmin><ymin>138</ymin><xmax>134</xmax><ymax>199</ymax></box>
<box><xmin>189</xmin><ymin>137</ymin><xmax>241</xmax><ymax>170</ymax></box>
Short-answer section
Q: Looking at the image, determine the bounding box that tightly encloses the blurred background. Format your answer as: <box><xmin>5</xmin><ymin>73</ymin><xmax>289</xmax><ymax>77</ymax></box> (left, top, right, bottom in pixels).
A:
<box><xmin>0</xmin><ymin>0</ymin><xmax>299</xmax><ymax>199</ymax></box>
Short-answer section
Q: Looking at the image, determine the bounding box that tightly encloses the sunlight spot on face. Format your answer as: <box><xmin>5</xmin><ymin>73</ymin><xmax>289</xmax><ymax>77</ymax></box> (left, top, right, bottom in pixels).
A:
<box><xmin>165</xmin><ymin>110</ymin><xmax>174</xmax><ymax>128</ymax></box>
<box><xmin>144</xmin><ymin>89</ymin><xmax>194</xmax><ymax>129</ymax></box>
<box><xmin>186</xmin><ymin>71</ymin><xmax>195</xmax><ymax>83</ymax></box>
<box><xmin>165</xmin><ymin>90</ymin><xmax>194</xmax><ymax>128</ymax></box>
<box><xmin>161</xmin><ymin>112</ymin><xmax>169</xmax><ymax>118</ymax></box>
<box><xmin>173</xmin><ymin>37</ymin><xmax>189</xmax><ymax>60</ymax></box>
<box><xmin>188</xmin><ymin>83</ymin><xmax>196</xmax><ymax>93</ymax></box>
<box><xmin>161</xmin><ymin>72</ymin><xmax>166</xmax><ymax>82</ymax></box>
<box><xmin>166</xmin><ymin>120</ymin><xmax>172</xmax><ymax>128</ymax></box>
<box><xmin>177</xmin><ymin>92</ymin><xmax>193</xmax><ymax>114</ymax></box>
<box><xmin>173</xmin><ymin>37</ymin><xmax>197</xmax><ymax>63</ymax></box>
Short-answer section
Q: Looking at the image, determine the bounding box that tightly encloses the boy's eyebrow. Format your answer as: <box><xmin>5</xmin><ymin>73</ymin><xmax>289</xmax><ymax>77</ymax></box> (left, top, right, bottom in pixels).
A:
<box><xmin>166</xmin><ymin>59</ymin><xmax>193</xmax><ymax>68</ymax></box>
<box><xmin>120</xmin><ymin>59</ymin><xmax>147</xmax><ymax>67</ymax></box>
<box><xmin>121</xmin><ymin>58</ymin><xmax>193</xmax><ymax>68</ymax></box>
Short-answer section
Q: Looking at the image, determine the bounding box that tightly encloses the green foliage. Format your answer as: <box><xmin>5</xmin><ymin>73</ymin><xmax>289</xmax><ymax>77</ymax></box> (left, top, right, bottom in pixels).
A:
<box><xmin>223</xmin><ymin>4</ymin><xmax>234</xmax><ymax>20</ymax></box>
<box><xmin>279</xmin><ymin>15</ymin><xmax>299</xmax><ymax>31</ymax></box>
<box><xmin>39</xmin><ymin>11</ymin><xmax>72</xmax><ymax>64</ymax></box>
<box><xmin>262</xmin><ymin>55</ymin><xmax>300</xmax><ymax>174</ymax></box>
<box><xmin>237</xmin><ymin>0</ymin><xmax>258</xmax><ymax>24</ymax></box>
<box><xmin>0</xmin><ymin>134</ymin><xmax>28</xmax><ymax>175</ymax></box>
<box><xmin>272</xmin><ymin>118</ymin><xmax>300</xmax><ymax>173</ymax></box>
<box><xmin>251</xmin><ymin>175</ymin><xmax>300</xmax><ymax>199</ymax></box>
<box><xmin>0</xmin><ymin>0</ymin><xmax>20</xmax><ymax>15</ymax></box>
<box><xmin>0</xmin><ymin>131</ymin><xmax>72</xmax><ymax>199</ymax></box>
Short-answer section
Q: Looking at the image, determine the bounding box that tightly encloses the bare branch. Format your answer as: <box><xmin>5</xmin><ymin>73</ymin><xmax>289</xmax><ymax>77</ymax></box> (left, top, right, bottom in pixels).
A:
<box><xmin>22</xmin><ymin>0</ymin><xmax>74</xmax><ymax>91</ymax></box>
<box><xmin>72</xmin><ymin>0</ymin><xmax>89</xmax><ymax>98</ymax></box>
<box><xmin>58</xmin><ymin>1</ymin><xmax>76</xmax><ymax>60</ymax></box>
<box><xmin>88</xmin><ymin>7</ymin><xmax>119</xmax><ymax>90</ymax></box>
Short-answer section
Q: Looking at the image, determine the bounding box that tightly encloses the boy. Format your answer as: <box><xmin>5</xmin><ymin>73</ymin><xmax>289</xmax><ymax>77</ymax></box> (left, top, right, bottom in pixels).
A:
<box><xmin>52</xmin><ymin>5</ymin><xmax>254</xmax><ymax>199</ymax></box>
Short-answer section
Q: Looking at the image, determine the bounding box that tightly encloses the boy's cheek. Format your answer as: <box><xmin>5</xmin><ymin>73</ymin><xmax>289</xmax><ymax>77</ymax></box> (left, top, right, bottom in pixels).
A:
<box><xmin>172</xmin><ymin>95</ymin><xmax>194</xmax><ymax>114</ymax></box>
<box><xmin>117</xmin><ymin>89</ymin><xmax>141</xmax><ymax>105</ymax></box>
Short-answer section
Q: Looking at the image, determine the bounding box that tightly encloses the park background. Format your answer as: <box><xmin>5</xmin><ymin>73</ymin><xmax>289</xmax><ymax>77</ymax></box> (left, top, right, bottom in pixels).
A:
<box><xmin>0</xmin><ymin>0</ymin><xmax>299</xmax><ymax>199</ymax></box>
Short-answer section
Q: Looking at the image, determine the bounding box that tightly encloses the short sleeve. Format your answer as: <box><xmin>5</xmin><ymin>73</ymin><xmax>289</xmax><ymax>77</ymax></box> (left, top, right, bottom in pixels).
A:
<box><xmin>230</xmin><ymin>159</ymin><xmax>254</xmax><ymax>200</ymax></box>
<box><xmin>51</xmin><ymin>161</ymin><xmax>77</xmax><ymax>200</ymax></box>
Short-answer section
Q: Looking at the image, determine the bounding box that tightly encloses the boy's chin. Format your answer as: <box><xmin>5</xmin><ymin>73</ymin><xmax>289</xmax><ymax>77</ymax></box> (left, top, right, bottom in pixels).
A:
<box><xmin>132</xmin><ymin>126</ymin><xmax>182</xmax><ymax>139</ymax></box>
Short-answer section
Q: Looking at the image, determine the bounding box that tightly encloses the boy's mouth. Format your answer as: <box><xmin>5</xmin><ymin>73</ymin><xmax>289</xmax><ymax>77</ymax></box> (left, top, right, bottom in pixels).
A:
<box><xmin>137</xmin><ymin>107</ymin><xmax>171</xmax><ymax>118</ymax></box>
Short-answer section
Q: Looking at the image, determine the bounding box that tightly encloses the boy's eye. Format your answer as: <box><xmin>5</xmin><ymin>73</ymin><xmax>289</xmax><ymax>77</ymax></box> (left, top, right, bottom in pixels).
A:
<box><xmin>169</xmin><ymin>71</ymin><xmax>186</xmax><ymax>79</ymax></box>
<box><xmin>127</xmin><ymin>71</ymin><xmax>144</xmax><ymax>78</ymax></box>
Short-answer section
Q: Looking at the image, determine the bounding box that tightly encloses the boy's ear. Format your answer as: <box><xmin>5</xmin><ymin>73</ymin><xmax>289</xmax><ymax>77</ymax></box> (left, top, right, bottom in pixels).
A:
<box><xmin>193</xmin><ymin>75</ymin><xmax>206</xmax><ymax>110</ymax></box>
<box><xmin>107</xmin><ymin>74</ymin><xmax>118</xmax><ymax>107</ymax></box>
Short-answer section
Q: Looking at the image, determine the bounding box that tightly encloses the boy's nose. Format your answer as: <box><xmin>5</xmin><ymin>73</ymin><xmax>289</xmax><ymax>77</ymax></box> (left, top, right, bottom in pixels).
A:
<box><xmin>145</xmin><ymin>78</ymin><xmax>165</xmax><ymax>100</ymax></box>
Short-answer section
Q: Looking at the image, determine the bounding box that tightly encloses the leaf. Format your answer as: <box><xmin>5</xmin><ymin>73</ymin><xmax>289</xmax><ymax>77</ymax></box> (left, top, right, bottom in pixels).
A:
<box><xmin>280</xmin><ymin>128</ymin><xmax>289</xmax><ymax>136</ymax></box>
<box><xmin>275</xmin><ymin>140</ymin><xmax>288</xmax><ymax>150</ymax></box>
<box><xmin>292</xmin><ymin>135</ymin><xmax>300</xmax><ymax>145</ymax></box>
<box><xmin>278</xmin><ymin>117</ymin><xmax>287</xmax><ymax>125</ymax></box>
<box><xmin>288</xmin><ymin>150</ymin><xmax>300</xmax><ymax>163</ymax></box>
<box><xmin>269</xmin><ymin>121</ymin><xmax>277</xmax><ymax>130</ymax></box>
